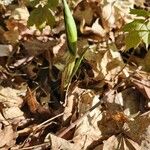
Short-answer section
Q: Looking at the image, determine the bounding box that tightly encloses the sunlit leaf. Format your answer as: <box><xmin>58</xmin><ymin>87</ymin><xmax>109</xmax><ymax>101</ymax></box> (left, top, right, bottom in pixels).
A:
<box><xmin>123</xmin><ymin>19</ymin><xmax>145</xmax><ymax>32</ymax></box>
<box><xmin>124</xmin><ymin>19</ymin><xmax>150</xmax><ymax>49</ymax></box>
<box><xmin>28</xmin><ymin>5</ymin><xmax>55</xmax><ymax>29</ymax></box>
<box><xmin>130</xmin><ymin>9</ymin><xmax>150</xmax><ymax>17</ymax></box>
<box><xmin>125</xmin><ymin>31</ymin><xmax>141</xmax><ymax>49</ymax></box>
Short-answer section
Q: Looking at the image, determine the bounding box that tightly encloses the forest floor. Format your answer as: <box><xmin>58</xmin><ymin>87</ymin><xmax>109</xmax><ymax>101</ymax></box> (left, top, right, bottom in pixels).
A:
<box><xmin>0</xmin><ymin>0</ymin><xmax>150</xmax><ymax>149</ymax></box>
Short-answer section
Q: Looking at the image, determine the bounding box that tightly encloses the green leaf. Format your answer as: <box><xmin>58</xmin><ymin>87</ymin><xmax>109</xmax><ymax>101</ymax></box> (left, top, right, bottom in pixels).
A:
<box><xmin>138</xmin><ymin>21</ymin><xmax>150</xmax><ymax>48</ymax></box>
<box><xmin>123</xmin><ymin>19</ymin><xmax>150</xmax><ymax>48</ymax></box>
<box><xmin>61</xmin><ymin>56</ymin><xmax>76</xmax><ymax>89</ymax></box>
<box><xmin>62</xmin><ymin>0</ymin><xmax>77</xmax><ymax>56</ymax></box>
<box><xmin>123</xmin><ymin>19</ymin><xmax>145</xmax><ymax>32</ymax></box>
<box><xmin>130</xmin><ymin>9</ymin><xmax>150</xmax><ymax>17</ymax></box>
<box><xmin>71</xmin><ymin>47</ymin><xmax>88</xmax><ymax>78</ymax></box>
<box><xmin>28</xmin><ymin>5</ymin><xmax>55</xmax><ymax>29</ymax></box>
<box><xmin>47</xmin><ymin>0</ymin><xmax>59</xmax><ymax>9</ymax></box>
<box><xmin>125</xmin><ymin>31</ymin><xmax>141</xmax><ymax>49</ymax></box>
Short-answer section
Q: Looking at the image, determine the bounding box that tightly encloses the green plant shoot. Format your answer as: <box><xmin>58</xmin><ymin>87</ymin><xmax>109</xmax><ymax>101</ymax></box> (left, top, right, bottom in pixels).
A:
<box><xmin>62</xmin><ymin>0</ymin><xmax>77</xmax><ymax>55</ymax></box>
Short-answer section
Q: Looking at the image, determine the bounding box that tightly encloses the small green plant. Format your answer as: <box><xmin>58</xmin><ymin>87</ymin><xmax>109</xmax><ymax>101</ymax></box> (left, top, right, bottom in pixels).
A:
<box><xmin>61</xmin><ymin>0</ymin><xmax>88</xmax><ymax>89</ymax></box>
<box><xmin>123</xmin><ymin>9</ymin><xmax>150</xmax><ymax>50</ymax></box>
<box><xmin>28</xmin><ymin>0</ymin><xmax>59</xmax><ymax>29</ymax></box>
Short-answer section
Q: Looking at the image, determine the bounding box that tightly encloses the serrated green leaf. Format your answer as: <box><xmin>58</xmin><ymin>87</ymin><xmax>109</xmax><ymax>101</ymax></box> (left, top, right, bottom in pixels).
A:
<box><xmin>125</xmin><ymin>31</ymin><xmax>141</xmax><ymax>50</ymax></box>
<box><xmin>138</xmin><ymin>22</ymin><xmax>150</xmax><ymax>48</ymax></box>
<box><xmin>28</xmin><ymin>5</ymin><xmax>55</xmax><ymax>29</ymax></box>
<box><xmin>123</xmin><ymin>19</ymin><xmax>145</xmax><ymax>32</ymax></box>
<box><xmin>47</xmin><ymin>0</ymin><xmax>59</xmax><ymax>9</ymax></box>
<box><xmin>130</xmin><ymin>9</ymin><xmax>150</xmax><ymax>17</ymax></box>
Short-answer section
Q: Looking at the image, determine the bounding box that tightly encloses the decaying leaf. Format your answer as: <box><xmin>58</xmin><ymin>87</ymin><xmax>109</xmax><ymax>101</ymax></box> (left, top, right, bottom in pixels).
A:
<box><xmin>0</xmin><ymin>124</ymin><xmax>17</xmax><ymax>149</ymax></box>
<box><xmin>45</xmin><ymin>133</ymin><xmax>80</xmax><ymax>150</ymax></box>
<box><xmin>0</xmin><ymin>44</ymin><xmax>13</xmax><ymax>57</ymax></box>
<box><xmin>0</xmin><ymin>86</ymin><xmax>25</xmax><ymax>107</ymax></box>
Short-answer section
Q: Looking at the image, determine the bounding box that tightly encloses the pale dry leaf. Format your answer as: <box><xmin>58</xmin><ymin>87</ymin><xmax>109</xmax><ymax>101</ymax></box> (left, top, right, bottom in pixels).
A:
<box><xmin>73</xmin><ymin>95</ymin><xmax>103</xmax><ymax>149</ymax></box>
<box><xmin>2</xmin><ymin>107</ymin><xmax>24</xmax><ymax>120</ymax></box>
<box><xmin>102</xmin><ymin>1</ymin><xmax>116</xmax><ymax>31</ymax></box>
<box><xmin>101</xmin><ymin>0</ymin><xmax>135</xmax><ymax>32</ymax></box>
<box><xmin>0</xmin><ymin>44</ymin><xmax>13</xmax><ymax>57</ymax></box>
<box><xmin>10</xmin><ymin>6</ymin><xmax>29</xmax><ymax>22</ymax></box>
<box><xmin>45</xmin><ymin>133</ymin><xmax>80</xmax><ymax>150</ymax></box>
<box><xmin>0</xmin><ymin>86</ymin><xmax>25</xmax><ymax>107</ymax></box>
<box><xmin>91</xmin><ymin>18</ymin><xmax>106</xmax><ymax>37</ymax></box>
<box><xmin>103</xmin><ymin>135</ymin><xmax>120</xmax><ymax>150</ymax></box>
<box><xmin>82</xmin><ymin>18</ymin><xmax>106</xmax><ymax>37</ymax></box>
<box><xmin>125</xmin><ymin>138</ymin><xmax>141</xmax><ymax>150</ymax></box>
<box><xmin>0</xmin><ymin>125</ymin><xmax>17</xmax><ymax>149</ymax></box>
<box><xmin>63</xmin><ymin>86</ymin><xmax>85</xmax><ymax>123</ymax></box>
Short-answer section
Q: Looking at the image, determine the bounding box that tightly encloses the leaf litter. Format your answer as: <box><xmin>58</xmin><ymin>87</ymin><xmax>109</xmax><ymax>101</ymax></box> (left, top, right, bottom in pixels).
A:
<box><xmin>0</xmin><ymin>0</ymin><xmax>150</xmax><ymax>149</ymax></box>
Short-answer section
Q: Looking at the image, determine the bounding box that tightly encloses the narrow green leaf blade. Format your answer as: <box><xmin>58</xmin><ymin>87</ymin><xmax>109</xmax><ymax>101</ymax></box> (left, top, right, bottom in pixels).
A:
<box><xmin>62</xmin><ymin>0</ymin><xmax>77</xmax><ymax>55</ymax></box>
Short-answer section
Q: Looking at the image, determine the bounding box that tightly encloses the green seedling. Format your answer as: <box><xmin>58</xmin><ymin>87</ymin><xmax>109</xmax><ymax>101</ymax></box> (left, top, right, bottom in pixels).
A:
<box><xmin>61</xmin><ymin>0</ymin><xmax>88</xmax><ymax>89</ymax></box>
<box><xmin>62</xmin><ymin>0</ymin><xmax>77</xmax><ymax>56</ymax></box>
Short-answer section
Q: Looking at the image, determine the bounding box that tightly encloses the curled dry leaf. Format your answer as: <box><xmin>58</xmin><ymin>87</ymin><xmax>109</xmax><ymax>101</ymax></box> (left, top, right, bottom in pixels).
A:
<box><xmin>25</xmin><ymin>87</ymin><xmax>52</xmax><ymax>119</ymax></box>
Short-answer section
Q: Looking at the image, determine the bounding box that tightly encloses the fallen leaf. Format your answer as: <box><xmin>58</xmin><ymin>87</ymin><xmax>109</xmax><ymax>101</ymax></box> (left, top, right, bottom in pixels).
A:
<box><xmin>0</xmin><ymin>86</ymin><xmax>24</xmax><ymax>107</ymax></box>
<box><xmin>0</xmin><ymin>124</ymin><xmax>17</xmax><ymax>149</ymax></box>
<box><xmin>45</xmin><ymin>133</ymin><xmax>81</xmax><ymax>150</ymax></box>
<box><xmin>0</xmin><ymin>44</ymin><xmax>13</xmax><ymax>57</ymax></box>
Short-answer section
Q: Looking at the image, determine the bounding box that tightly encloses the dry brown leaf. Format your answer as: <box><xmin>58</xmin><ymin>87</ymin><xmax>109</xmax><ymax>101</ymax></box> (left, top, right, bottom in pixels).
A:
<box><xmin>0</xmin><ymin>125</ymin><xmax>17</xmax><ymax>149</ymax></box>
<box><xmin>131</xmin><ymin>78</ymin><xmax>150</xmax><ymax>100</ymax></box>
<box><xmin>4</xmin><ymin>29</ymin><xmax>20</xmax><ymax>44</ymax></box>
<box><xmin>0</xmin><ymin>86</ymin><xmax>24</xmax><ymax>107</ymax></box>
<box><xmin>125</xmin><ymin>111</ymin><xmax>150</xmax><ymax>146</ymax></box>
<box><xmin>22</xmin><ymin>39</ymin><xmax>57</xmax><ymax>56</ymax></box>
<box><xmin>73</xmin><ymin>95</ymin><xmax>103</xmax><ymax>149</ymax></box>
<box><xmin>63</xmin><ymin>85</ymin><xmax>85</xmax><ymax>124</ymax></box>
<box><xmin>25</xmin><ymin>87</ymin><xmax>52</xmax><ymax>119</ymax></box>
<box><xmin>74</xmin><ymin>0</ymin><xmax>94</xmax><ymax>26</ymax></box>
<box><xmin>102</xmin><ymin>135</ymin><xmax>140</xmax><ymax>150</ymax></box>
<box><xmin>0</xmin><ymin>44</ymin><xmax>13</xmax><ymax>57</ymax></box>
<box><xmin>45</xmin><ymin>133</ymin><xmax>80</xmax><ymax>150</ymax></box>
